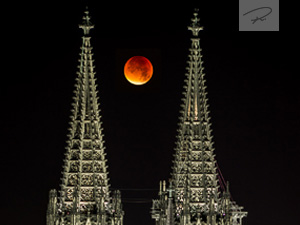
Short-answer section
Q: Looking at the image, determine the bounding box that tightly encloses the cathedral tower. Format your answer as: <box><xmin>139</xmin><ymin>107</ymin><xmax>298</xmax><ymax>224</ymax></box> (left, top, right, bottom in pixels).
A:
<box><xmin>47</xmin><ymin>9</ymin><xmax>124</xmax><ymax>225</ymax></box>
<box><xmin>151</xmin><ymin>9</ymin><xmax>247</xmax><ymax>225</ymax></box>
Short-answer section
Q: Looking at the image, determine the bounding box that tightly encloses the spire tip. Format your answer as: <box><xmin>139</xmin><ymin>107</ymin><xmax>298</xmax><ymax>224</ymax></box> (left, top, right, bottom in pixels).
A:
<box><xmin>79</xmin><ymin>7</ymin><xmax>94</xmax><ymax>35</ymax></box>
<box><xmin>188</xmin><ymin>8</ymin><xmax>203</xmax><ymax>36</ymax></box>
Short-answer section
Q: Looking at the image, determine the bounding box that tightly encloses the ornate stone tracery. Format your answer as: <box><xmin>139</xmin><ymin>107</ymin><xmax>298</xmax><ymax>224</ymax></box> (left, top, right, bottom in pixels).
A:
<box><xmin>151</xmin><ymin>9</ymin><xmax>247</xmax><ymax>225</ymax></box>
<box><xmin>47</xmin><ymin>9</ymin><xmax>124</xmax><ymax>225</ymax></box>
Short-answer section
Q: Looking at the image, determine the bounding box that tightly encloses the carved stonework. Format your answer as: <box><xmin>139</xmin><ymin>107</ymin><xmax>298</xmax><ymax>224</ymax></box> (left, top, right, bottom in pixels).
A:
<box><xmin>151</xmin><ymin>9</ymin><xmax>247</xmax><ymax>225</ymax></box>
<box><xmin>47</xmin><ymin>9</ymin><xmax>123</xmax><ymax>225</ymax></box>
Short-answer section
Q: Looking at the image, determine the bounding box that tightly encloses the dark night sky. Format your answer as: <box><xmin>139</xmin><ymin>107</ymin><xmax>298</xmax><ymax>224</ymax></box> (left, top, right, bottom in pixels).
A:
<box><xmin>1</xmin><ymin>1</ymin><xmax>297</xmax><ymax>225</ymax></box>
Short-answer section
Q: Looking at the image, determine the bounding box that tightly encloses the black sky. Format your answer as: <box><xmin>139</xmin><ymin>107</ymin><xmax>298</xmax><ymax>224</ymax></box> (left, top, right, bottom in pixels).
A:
<box><xmin>1</xmin><ymin>1</ymin><xmax>297</xmax><ymax>225</ymax></box>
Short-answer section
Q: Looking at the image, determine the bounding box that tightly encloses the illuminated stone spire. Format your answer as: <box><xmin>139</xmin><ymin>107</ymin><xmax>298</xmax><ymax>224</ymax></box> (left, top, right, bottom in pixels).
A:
<box><xmin>151</xmin><ymin>9</ymin><xmax>247</xmax><ymax>225</ymax></box>
<box><xmin>47</xmin><ymin>9</ymin><xmax>124</xmax><ymax>225</ymax></box>
<box><xmin>173</xmin><ymin>7</ymin><xmax>219</xmax><ymax>212</ymax></box>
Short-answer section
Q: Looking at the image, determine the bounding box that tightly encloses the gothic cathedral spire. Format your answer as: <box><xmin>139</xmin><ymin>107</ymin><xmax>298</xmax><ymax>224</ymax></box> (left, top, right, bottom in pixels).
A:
<box><xmin>47</xmin><ymin>9</ymin><xmax>124</xmax><ymax>225</ymax></box>
<box><xmin>151</xmin><ymin>9</ymin><xmax>247</xmax><ymax>225</ymax></box>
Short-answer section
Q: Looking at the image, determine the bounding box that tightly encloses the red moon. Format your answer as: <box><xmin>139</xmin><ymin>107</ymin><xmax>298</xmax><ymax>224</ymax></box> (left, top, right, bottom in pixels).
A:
<box><xmin>124</xmin><ymin>56</ymin><xmax>153</xmax><ymax>85</ymax></box>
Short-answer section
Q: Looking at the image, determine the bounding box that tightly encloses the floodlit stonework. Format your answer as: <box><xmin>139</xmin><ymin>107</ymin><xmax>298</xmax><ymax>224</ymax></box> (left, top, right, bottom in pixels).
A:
<box><xmin>151</xmin><ymin>9</ymin><xmax>247</xmax><ymax>225</ymax></box>
<box><xmin>46</xmin><ymin>9</ymin><xmax>124</xmax><ymax>225</ymax></box>
<box><xmin>46</xmin><ymin>7</ymin><xmax>247</xmax><ymax>225</ymax></box>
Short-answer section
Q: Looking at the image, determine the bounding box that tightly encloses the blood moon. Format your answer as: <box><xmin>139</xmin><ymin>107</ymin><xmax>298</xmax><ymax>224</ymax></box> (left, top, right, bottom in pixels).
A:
<box><xmin>124</xmin><ymin>56</ymin><xmax>153</xmax><ymax>85</ymax></box>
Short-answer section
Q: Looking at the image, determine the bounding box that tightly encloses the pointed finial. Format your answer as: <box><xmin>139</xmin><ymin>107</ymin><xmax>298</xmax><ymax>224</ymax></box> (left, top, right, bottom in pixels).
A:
<box><xmin>167</xmin><ymin>180</ymin><xmax>174</xmax><ymax>198</ymax></box>
<box><xmin>188</xmin><ymin>8</ymin><xmax>203</xmax><ymax>36</ymax></box>
<box><xmin>159</xmin><ymin>180</ymin><xmax>162</xmax><ymax>195</ymax></box>
<box><xmin>226</xmin><ymin>181</ymin><xmax>230</xmax><ymax>194</ymax></box>
<box><xmin>79</xmin><ymin>7</ymin><xmax>94</xmax><ymax>35</ymax></box>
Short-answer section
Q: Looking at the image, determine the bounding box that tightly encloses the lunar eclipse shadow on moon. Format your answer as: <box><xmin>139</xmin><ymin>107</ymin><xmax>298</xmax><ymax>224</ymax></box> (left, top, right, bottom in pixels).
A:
<box><xmin>124</xmin><ymin>56</ymin><xmax>153</xmax><ymax>85</ymax></box>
